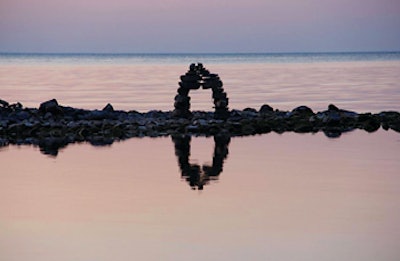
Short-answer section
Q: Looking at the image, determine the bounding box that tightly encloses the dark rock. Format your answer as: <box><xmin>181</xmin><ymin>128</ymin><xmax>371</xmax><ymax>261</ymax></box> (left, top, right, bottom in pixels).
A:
<box><xmin>39</xmin><ymin>99</ymin><xmax>62</xmax><ymax>115</ymax></box>
<box><xmin>389</xmin><ymin>123</ymin><xmax>400</xmax><ymax>133</ymax></box>
<box><xmin>202</xmin><ymin>79</ymin><xmax>222</xmax><ymax>89</ymax></box>
<box><xmin>364</xmin><ymin>122</ymin><xmax>380</xmax><ymax>132</ymax></box>
<box><xmin>177</xmin><ymin>87</ymin><xmax>190</xmax><ymax>96</ymax></box>
<box><xmin>9</xmin><ymin>102</ymin><xmax>23</xmax><ymax>111</ymax></box>
<box><xmin>293</xmin><ymin>121</ymin><xmax>314</xmax><ymax>133</ymax></box>
<box><xmin>254</xmin><ymin>120</ymin><xmax>272</xmax><ymax>133</ymax></box>
<box><xmin>328</xmin><ymin>104</ymin><xmax>340</xmax><ymax>111</ymax></box>
<box><xmin>212</xmin><ymin>92</ymin><xmax>227</xmax><ymax>100</ymax></box>
<box><xmin>201</xmin><ymin>70</ymin><xmax>210</xmax><ymax>76</ymax></box>
<box><xmin>323</xmin><ymin>128</ymin><xmax>342</xmax><ymax>138</ymax></box>
<box><xmin>240</xmin><ymin>109</ymin><xmax>258</xmax><ymax>118</ymax></box>
<box><xmin>316</xmin><ymin>111</ymin><xmax>341</xmax><ymax>126</ymax></box>
<box><xmin>379</xmin><ymin>111</ymin><xmax>400</xmax><ymax>132</ymax></box>
<box><xmin>180</xmin><ymin>75</ymin><xmax>201</xmax><ymax>82</ymax></box>
<box><xmin>38</xmin><ymin>137</ymin><xmax>68</xmax><ymax>156</ymax></box>
<box><xmin>88</xmin><ymin>136</ymin><xmax>114</xmax><ymax>146</ymax></box>
<box><xmin>172</xmin><ymin>109</ymin><xmax>192</xmax><ymax>119</ymax></box>
<box><xmin>291</xmin><ymin>106</ymin><xmax>314</xmax><ymax>115</ymax></box>
<box><xmin>358</xmin><ymin>114</ymin><xmax>380</xmax><ymax>132</ymax></box>
<box><xmin>179</xmin><ymin>81</ymin><xmax>200</xmax><ymax>90</ymax></box>
<box><xmin>186</xmin><ymin>125</ymin><xmax>199</xmax><ymax>133</ymax></box>
<box><xmin>241</xmin><ymin>120</ymin><xmax>256</xmax><ymax>135</ymax></box>
<box><xmin>259</xmin><ymin>104</ymin><xmax>273</xmax><ymax>113</ymax></box>
<box><xmin>174</xmin><ymin>101</ymin><xmax>190</xmax><ymax>110</ymax></box>
<box><xmin>0</xmin><ymin>99</ymin><xmax>9</xmax><ymax>108</ymax></box>
<box><xmin>340</xmin><ymin>110</ymin><xmax>358</xmax><ymax>119</ymax></box>
<box><xmin>243</xmin><ymin>108</ymin><xmax>258</xmax><ymax>113</ymax></box>
<box><xmin>175</xmin><ymin>95</ymin><xmax>190</xmax><ymax>103</ymax></box>
<box><xmin>15</xmin><ymin>111</ymin><xmax>30</xmax><ymax>120</ymax></box>
<box><xmin>44</xmin><ymin>112</ymin><xmax>53</xmax><ymax>120</ymax></box>
<box><xmin>85</xmin><ymin>110</ymin><xmax>109</xmax><ymax>120</ymax></box>
<box><xmin>103</xmin><ymin>103</ymin><xmax>114</xmax><ymax>112</ymax></box>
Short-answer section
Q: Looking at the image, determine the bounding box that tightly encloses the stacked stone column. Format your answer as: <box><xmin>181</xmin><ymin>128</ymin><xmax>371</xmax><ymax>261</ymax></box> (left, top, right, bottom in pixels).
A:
<box><xmin>173</xmin><ymin>63</ymin><xmax>229</xmax><ymax>119</ymax></box>
<box><xmin>201</xmin><ymin>69</ymin><xmax>229</xmax><ymax>120</ymax></box>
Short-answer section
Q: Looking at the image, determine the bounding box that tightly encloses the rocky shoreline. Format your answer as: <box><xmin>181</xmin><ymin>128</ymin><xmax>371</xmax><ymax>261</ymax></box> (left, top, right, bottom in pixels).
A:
<box><xmin>1</xmin><ymin>98</ymin><xmax>399</xmax><ymax>155</ymax></box>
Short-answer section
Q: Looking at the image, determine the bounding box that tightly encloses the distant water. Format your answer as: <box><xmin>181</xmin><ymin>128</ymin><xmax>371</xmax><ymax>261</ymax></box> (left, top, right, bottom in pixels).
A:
<box><xmin>1</xmin><ymin>52</ymin><xmax>400</xmax><ymax>65</ymax></box>
<box><xmin>1</xmin><ymin>52</ymin><xmax>400</xmax><ymax>112</ymax></box>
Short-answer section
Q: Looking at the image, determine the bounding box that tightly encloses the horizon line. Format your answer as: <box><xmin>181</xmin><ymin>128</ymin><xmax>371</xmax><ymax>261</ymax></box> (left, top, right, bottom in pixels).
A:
<box><xmin>1</xmin><ymin>50</ymin><xmax>400</xmax><ymax>56</ymax></box>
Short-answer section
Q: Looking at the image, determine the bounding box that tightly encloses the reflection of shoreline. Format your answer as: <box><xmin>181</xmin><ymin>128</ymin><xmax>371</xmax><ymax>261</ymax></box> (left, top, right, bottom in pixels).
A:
<box><xmin>172</xmin><ymin>134</ymin><xmax>230</xmax><ymax>190</ymax></box>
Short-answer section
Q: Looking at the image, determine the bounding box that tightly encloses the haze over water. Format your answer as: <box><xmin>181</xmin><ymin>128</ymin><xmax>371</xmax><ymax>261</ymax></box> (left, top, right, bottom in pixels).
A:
<box><xmin>1</xmin><ymin>53</ymin><xmax>400</xmax><ymax>261</ymax></box>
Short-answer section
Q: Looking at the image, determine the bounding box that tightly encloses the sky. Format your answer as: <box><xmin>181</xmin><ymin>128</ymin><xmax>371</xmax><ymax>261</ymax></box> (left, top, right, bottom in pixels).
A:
<box><xmin>0</xmin><ymin>0</ymin><xmax>399</xmax><ymax>53</ymax></box>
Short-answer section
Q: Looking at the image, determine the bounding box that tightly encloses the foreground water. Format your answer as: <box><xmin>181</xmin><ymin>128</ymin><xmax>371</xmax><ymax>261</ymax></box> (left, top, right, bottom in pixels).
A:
<box><xmin>1</xmin><ymin>53</ymin><xmax>400</xmax><ymax>260</ymax></box>
<box><xmin>1</xmin><ymin>130</ymin><xmax>399</xmax><ymax>260</ymax></box>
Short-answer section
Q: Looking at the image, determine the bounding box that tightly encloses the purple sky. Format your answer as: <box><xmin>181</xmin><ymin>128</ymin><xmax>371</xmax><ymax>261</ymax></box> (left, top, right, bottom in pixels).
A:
<box><xmin>0</xmin><ymin>0</ymin><xmax>399</xmax><ymax>53</ymax></box>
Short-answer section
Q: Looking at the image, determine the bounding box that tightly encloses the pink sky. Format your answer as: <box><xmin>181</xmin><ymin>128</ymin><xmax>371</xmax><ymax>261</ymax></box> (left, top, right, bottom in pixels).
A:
<box><xmin>0</xmin><ymin>0</ymin><xmax>399</xmax><ymax>53</ymax></box>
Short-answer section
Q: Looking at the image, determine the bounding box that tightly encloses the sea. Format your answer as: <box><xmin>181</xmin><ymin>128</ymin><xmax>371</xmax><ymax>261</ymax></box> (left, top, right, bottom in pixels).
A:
<box><xmin>1</xmin><ymin>52</ymin><xmax>400</xmax><ymax>261</ymax></box>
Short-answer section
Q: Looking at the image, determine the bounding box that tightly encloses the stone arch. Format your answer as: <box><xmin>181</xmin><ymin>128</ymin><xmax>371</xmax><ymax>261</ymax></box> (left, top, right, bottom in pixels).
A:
<box><xmin>172</xmin><ymin>63</ymin><xmax>230</xmax><ymax>119</ymax></box>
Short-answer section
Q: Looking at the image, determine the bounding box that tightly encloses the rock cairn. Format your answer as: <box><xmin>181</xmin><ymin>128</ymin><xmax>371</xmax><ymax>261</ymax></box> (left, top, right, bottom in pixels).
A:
<box><xmin>173</xmin><ymin>63</ymin><xmax>229</xmax><ymax>119</ymax></box>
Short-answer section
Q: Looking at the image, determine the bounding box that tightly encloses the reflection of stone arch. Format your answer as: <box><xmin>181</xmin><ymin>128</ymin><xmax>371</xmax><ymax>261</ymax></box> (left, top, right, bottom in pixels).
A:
<box><xmin>172</xmin><ymin>134</ymin><xmax>231</xmax><ymax>190</ymax></box>
<box><xmin>172</xmin><ymin>63</ymin><xmax>230</xmax><ymax>119</ymax></box>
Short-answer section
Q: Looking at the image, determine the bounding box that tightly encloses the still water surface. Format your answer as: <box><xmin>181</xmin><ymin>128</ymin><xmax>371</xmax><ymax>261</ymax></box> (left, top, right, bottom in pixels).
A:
<box><xmin>1</xmin><ymin>53</ymin><xmax>400</xmax><ymax>260</ymax></box>
<box><xmin>1</xmin><ymin>131</ymin><xmax>400</xmax><ymax>260</ymax></box>
<box><xmin>1</xmin><ymin>54</ymin><xmax>400</xmax><ymax>112</ymax></box>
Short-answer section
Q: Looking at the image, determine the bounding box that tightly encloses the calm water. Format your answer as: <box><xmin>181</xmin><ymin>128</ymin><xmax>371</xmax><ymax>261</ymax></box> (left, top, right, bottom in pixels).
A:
<box><xmin>1</xmin><ymin>53</ymin><xmax>400</xmax><ymax>260</ymax></box>
<box><xmin>1</xmin><ymin>52</ymin><xmax>400</xmax><ymax>112</ymax></box>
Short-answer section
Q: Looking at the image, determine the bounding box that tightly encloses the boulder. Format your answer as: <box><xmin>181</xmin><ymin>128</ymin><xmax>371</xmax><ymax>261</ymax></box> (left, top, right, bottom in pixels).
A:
<box><xmin>102</xmin><ymin>103</ymin><xmax>114</xmax><ymax>112</ymax></box>
<box><xmin>243</xmin><ymin>108</ymin><xmax>258</xmax><ymax>113</ymax></box>
<box><xmin>0</xmin><ymin>99</ymin><xmax>9</xmax><ymax>108</ymax></box>
<box><xmin>259</xmin><ymin>104</ymin><xmax>273</xmax><ymax>113</ymax></box>
<box><xmin>39</xmin><ymin>99</ymin><xmax>62</xmax><ymax>115</ymax></box>
<box><xmin>291</xmin><ymin>106</ymin><xmax>314</xmax><ymax>115</ymax></box>
<box><xmin>328</xmin><ymin>104</ymin><xmax>340</xmax><ymax>111</ymax></box>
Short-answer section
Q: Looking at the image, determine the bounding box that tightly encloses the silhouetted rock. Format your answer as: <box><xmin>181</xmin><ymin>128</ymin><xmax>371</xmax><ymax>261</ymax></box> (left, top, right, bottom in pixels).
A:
<box><xmin>0</xmin><ymin>99</ymin><xmax>9</xmax><ymax>108</ymax></box>
<box><xmin>291</xmin><ymin>106</ymin><xmax>314</xmax><ymax>115</ymax></box>
<box><xmin>39</xmin><ymin>99</ymin><xmax>62</xmax><ymax>115</ymax></box>
<box><xmin>103</xmin><ymin>103</ymin><xmax>114</xmax><ymax>112</ymax></box>
<box><xmin>243</xmin><ymin>108</ymin><xmax>258</xmax><ymax>113</ymax></box>
<box><xmin>358</xmin><ymin>113</ymin><xmax>381</xmax><ymax>132</ymax></box>
<box><xmin>328</xmin><ymin>104</ymin><xmax>340</xmax><ymax>111</ymax></box>
<box><xmin>259</xmin><ymin>104</ymin><xmax>273</xmax><ymax>113</ymax></box>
